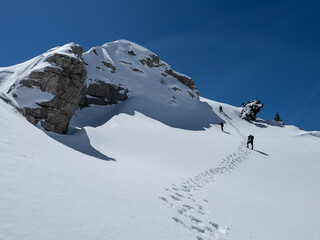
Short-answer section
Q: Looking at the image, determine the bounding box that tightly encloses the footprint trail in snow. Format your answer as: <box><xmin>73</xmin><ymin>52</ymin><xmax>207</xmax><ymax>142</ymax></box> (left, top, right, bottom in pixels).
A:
<box><xmin>159</xmin><ymin>113</ymin><xmax>251</xmax><ymax>240</ymax></box>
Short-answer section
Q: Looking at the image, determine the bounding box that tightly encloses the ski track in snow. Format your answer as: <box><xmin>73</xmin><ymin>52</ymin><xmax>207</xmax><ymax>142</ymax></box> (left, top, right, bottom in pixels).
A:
<box><xmin>159</xmin><ymin>113</ymin><xmax>251</xmax><ymax>240</ymax></box>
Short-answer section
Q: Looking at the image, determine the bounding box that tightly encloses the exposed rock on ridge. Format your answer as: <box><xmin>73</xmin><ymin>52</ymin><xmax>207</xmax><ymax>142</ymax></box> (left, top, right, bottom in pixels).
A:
<box><xmin>138</xmin><ymin>53</ymin><xmax>198</xmax><ymax>94</ymax></box>
<box><xmin>20</xmin><ymin>44</ymin><xmax>87</xmax><ymax>134</ymax></box>
<box><xmin>164</xmin><ymin>69</ymin><xmax>198</xmax><ymax>93</ymax></box>
<box><xmin>81</xmin><ymin>80</ymin><xmax>128</xmax><ymax>107</ymax></box>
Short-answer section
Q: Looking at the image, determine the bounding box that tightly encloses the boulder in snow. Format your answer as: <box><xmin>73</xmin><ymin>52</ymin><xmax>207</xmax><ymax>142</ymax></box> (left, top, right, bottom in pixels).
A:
<box><xmin>240</xmin><ymin>100</ymin><xmax>264</xmax><ymax>122</ymax></box>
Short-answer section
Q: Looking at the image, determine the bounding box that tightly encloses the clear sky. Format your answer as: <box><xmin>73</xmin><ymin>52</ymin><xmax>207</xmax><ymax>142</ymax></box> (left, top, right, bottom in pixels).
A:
<box><xmin>1</xmin><ymin>0</ymin><xmax>319</xmax><ymax>130</ymax></box>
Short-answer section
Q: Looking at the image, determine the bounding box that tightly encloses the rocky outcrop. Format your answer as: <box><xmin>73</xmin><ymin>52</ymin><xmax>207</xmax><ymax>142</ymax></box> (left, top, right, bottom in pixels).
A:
<box><xmin>127</xmin><ymin>50</ymin><xmax>136</xmax><ymax>56</ymax></box>
<box><xmin>19</xmin><ymin>45</ymin><xmax>87</xmax><ymax>134</ymax></box>
<box><xmin>131</xmin><ymin>68</ymin><xmax>143</xmax><ymax>73</ymax></box>
<box><xmin>81</xmin><ymin>80</ymin><xmax>128</xmax><ymax>107</ymax></box>
<box><xmin>139</xmin><ymin>53</ymin><xmax>198</xmax><ymax>95</ymax></box>
<box><xmin>164</xmin><ymin>69</ymin><xmax>198</xmax><ymax>94</ymax></box>
<box><xmin>16</xmin><ymin>46</ymin><xmax>129</xmax><ymax>132</ymax></box>
<box><xmin>139</xmin><ymin>54</ymin><xmax>164</xmax><ymax>68</ymax></box>
<box><xmin>240</xmin><ymin>100</ymin><xmax>264</xmax><ymax>122</ymax></box>
<box><xmin>101</xmin><ymin>61</ymin><xmax>116</xmax><ymax>73</ymax></box>
<box><xmin>5</xmin><ymin>43</ymin><xmax>132</xmax><ymax>134</ymax></box>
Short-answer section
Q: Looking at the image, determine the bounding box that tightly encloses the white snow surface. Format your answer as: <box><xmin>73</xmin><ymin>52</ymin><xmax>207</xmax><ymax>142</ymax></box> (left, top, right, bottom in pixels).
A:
<box><xmin>0</xmin><ymin>95</ymin><xmax>319</xmax><ymax>240</ymax></box>
<box><xmin>0</xmin><ymin>40</ymin><xmax>319</xmax><ymax>240</ymax></box>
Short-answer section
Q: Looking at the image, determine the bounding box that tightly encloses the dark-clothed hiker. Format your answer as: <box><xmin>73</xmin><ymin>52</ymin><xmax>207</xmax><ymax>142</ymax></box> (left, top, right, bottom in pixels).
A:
<box><xmin>220</xmin><ymin>122</ymin><xmax>224</xmax><ymax>132</ymax></box>
<box><xmin>247</xmin><ymin>135</ymin><xmax>254</xmax><ymax>149</ymax></box>
<box><xmin>219</xmin><ymin>106</ymin><xmax>223</xmax><ymax>113</ymax></box>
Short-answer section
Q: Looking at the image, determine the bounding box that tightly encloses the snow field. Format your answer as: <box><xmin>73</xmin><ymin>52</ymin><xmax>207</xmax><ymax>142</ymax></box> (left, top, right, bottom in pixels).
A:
<box><xmin>0</xmin><ymin>39</ymin><xmax>319</xmax><ymax>239</ymax></box>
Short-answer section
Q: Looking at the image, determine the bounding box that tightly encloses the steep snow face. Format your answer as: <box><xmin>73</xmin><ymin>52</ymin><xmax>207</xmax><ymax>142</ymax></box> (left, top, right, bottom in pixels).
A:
<box><xmin>79</xmin><ymin>40</ymin><xmax>220</xmax><ymax>131</ymax></box>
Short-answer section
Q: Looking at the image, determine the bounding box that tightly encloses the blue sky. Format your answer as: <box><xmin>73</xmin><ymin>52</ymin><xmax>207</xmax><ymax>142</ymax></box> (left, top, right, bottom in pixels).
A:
<box><xmin>1</xmin><ymin>0</ymin><xmax>319</xmax><ymax>130</ymax></box>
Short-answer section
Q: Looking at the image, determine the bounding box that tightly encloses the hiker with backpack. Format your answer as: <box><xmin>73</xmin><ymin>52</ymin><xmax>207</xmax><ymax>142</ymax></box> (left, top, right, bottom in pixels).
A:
<box><xmin>247</xmin><ymin>135</ymin><xmax>254</xmax><ymax>149</ymax></box>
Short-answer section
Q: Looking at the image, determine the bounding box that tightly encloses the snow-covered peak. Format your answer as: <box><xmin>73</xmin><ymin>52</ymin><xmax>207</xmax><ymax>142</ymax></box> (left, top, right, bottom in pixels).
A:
<box><xmin>0</xmin><ymin>40</ymin><xmax>217</xmax><ymax>133</ymax></box>
<box><xmin>102</xmin><ymin>39</ymin><xmax>152</xmax><ymax>54</ymax></box>
<box><xmin>43</xmin><ymin>42</ymin><xmax>82</xmax><ymax>59</ymax></box>
<box><xmin>74</xmin><ymin>40</ymin><xmax>218</xmax><ymax>131</ymax></box>
<box><xmin>83</xmin><ymin>40</ymin><xmax>198</xmax><ymax>100</ymax></box>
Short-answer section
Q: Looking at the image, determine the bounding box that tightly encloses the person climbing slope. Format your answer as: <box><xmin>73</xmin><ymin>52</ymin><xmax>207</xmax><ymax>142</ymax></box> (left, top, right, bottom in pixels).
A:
<box><xmin>220</xmin><ymin>122</ymin><xmax>224</xmax><ymax>132</ymax></box>
<box><xmin>247</xmin><ymin>135</ymin><xmax>254</xmax><ymax>149</ymax></box>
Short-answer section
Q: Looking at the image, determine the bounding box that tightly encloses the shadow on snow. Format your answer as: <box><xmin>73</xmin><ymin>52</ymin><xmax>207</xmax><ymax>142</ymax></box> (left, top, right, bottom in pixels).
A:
<box><xmin>71</xmin><ymin>96</ymin><xmax>223</xmax><ymax>131</ymax></box>
<box><xmin>254</xmin><ymin>149</ymin><xmax>269</xmax><ymax>156</ymax></box>
<box><xmin>47</xmin><ymin>128</ymin><xmax>115</xmax><ymax>161</ymax></box>
<box><xmin>46</xmin><ymin>97</ymin><xmax>223</xmax><ymax>161</ymax></box>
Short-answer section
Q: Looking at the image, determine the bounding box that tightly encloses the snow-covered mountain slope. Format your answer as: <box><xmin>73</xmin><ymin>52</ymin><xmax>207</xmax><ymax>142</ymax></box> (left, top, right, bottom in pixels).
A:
<box><xmin>0</xmin><ymin>40</ymin><xmax>319</xmax><ymax>240</ymax></box>
<box><xmin>79</xmin><ymin>40</ymin><xmax>217</xmax><ymax>131</ymax></box>
<box><xmin>0</xmin><ymin>40</ymin><xmax>217</xmax><ymax>133</ymax></box>
<box><xmin>84</xmin><ymin>40</ymin><xmax>199</xmax><ymax>98</ymax></box>
<box><xmin>0</xmin><ymin>91</ymin><xmax>319</xmax><ymax>240</ymax></box>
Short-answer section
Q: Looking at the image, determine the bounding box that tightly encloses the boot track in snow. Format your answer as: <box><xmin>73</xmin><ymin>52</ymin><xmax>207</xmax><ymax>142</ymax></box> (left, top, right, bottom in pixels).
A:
<box><xmin>159</xmin><ymin>113</ymin><xmax>251</xmax><ymax>240</ymax></box>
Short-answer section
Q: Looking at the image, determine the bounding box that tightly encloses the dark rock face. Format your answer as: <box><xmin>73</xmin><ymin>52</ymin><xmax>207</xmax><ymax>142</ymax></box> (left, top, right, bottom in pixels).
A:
<box><xmin>81</xmin><ymin>80</ymin><xmax>128</xmax><ymax>107</ymax></box>
<box><xmin>119</xmin><ymin>60</ymin><xmax>132</xmax><ymax>65</ymax></box>
<box><xmin>139</xmin><ymin>54</ymin><xmax>164</xmax><ymax>68</ymax></box>
<box><xmin>127</xmin><ymin>50</ymin><xmax>136</xmax><ymax>56</ymax></box>
<box><xmin>131</xmin><ymin>68</ymin><xmax>143</xmax><ymax>73</ymax></box>
<box><xmin>19</xmin><ymin>45</ymin><xmax>87</xmax><ymax>134</ymax></box>
<box><xmin>0</xmin><ymin>95</ymin><xmax>11</xmax><ymax>104</ymax></box>
<box><xmin>171</xmin><ymin>87</ymin><xmax>181</xmax><ymax>92</ymax></box>
<box><xmin>101</xmin><ymin>61</ymin><xmax>116</xmax><ymax>73</ymax></box>
<box><xmin>11</xmin><ymin>43</ymin><xmax>129</xmax><ymax>134</ymax></box>
<box><xmin>165</xmin><ymin>69</ymin><xmax>198</xmax><ymax>94</ymax></box>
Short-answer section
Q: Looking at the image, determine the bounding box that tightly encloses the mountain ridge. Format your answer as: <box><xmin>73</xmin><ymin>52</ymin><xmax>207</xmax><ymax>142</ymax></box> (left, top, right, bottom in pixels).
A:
<box><xmin>0</xmin><ymin>40</ymin><xmax>202</xmax><ymax>134</ymax></box>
